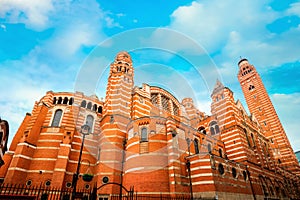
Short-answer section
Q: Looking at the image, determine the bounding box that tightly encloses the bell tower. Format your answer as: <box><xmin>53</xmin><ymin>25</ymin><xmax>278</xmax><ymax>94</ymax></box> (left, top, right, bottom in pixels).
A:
<box><xmin>237</xmin><ymin>58</ymin><xmax>299</xmax><ymax>171</ymax></box>
<box><xmin>104</xmin><ymin>51</ymin><xmax>134</xmax><ymax>118</ymax></box>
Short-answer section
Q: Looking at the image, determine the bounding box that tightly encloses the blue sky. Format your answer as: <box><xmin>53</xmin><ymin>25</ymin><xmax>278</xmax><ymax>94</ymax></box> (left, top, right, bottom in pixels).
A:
<box><xmin>0</xmin><ymin>0</ymin><xmax>300</xmax><ymax>151</ymax></box>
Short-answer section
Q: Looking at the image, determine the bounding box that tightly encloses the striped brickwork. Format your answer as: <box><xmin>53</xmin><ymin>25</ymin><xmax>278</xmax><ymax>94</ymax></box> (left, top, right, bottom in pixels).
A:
<box><xmin>0</xmin><ymin>52</ymin><xmax>299</xmax><ymax>199</ymax></box>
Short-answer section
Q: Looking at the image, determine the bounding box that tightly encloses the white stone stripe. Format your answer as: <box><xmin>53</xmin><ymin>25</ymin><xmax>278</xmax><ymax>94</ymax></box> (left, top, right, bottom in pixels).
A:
<box><xmin>230</xmin><ymin>155</ymin><xmax>247</xmax><ymax>160</ymax></box>
<box><xmin>8</xmin><ymin>167</ymin><xmax>53</xmax><ymax>173</ymax></box>
<box><xmin>132</xmin><ymin>109</ymin><xmax>148</xmax><ymax>117</ymax></box>
<box><xmin>193</xmin><ymin>180</ymin><xmax>214</xmax><ymax>185</ymax></box>
<box><xmin>37</xmin><ymin>147</ymin><xmax>59</xmax><ymax>150</ymax></box>
<box><xmin>17</xmin><ymin>142</ymin><xmax>37</xmax><ymax>149</ymax></box>
<box><xmin>60</xmin><ymin>144</ymin><xmax>71</xmax><ymax>147</ymax></box>
<box><xmin>225</xmin><ymin>146</ymin><xmax>244</xmax><ymax>153</ymax></box>
<box><xmin>190</xmin><ymin>159</ymin><xmax>210</xmax><ymax>164</ymax></box>
<box><xmin>126</xmin><ymin>152</ymin><xmax>168</xmax><ymax>161</ymax></box>
<box><xmin>13</xmin><ymin>154</ymin><xmax>32</xmax><ymax>160</ymax></box>
<box><xmin>54</xmin><ymin>168</ymin><xmax>66</xmax><ymax>172</ymax></box>
<box><xmin>191</xmin><ymin>173</ymin><xmax>213</xmax><ymax>178</ymax></box>
<box><xmin>13</xmin><ymin>155</ymin><xmax>57</xmax><ymax>161</ymax></box>
<box><xmin>191</xmin><ymin>166</ymin><xmax>211</xmax><ymax>171</ymax></box>
<box><xmin>125</xmin><ymin>166</ymin><xmax>167</xmax><ymax>173</ymax></box>
<box><xmin>225</xmin><ymin>141</ymin><xmax>242</xmax><ymax>148</ymax></box>
<box><xmin>222</xmin><ymin>133</ymin><xmax>240</xmax><ymax>141</ymax></box>
<box><xmin>57</xmin><ymin>155</ymin><xmax>69</xmax><ymax>159</ymax></box>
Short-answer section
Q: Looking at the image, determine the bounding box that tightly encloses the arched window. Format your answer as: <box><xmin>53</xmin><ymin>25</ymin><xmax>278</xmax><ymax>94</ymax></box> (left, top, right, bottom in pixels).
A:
<box><xmin>53</xmin><ymin>97</ymin><xmax>57</xmax><ymax>104</ymax></box>
<box><xmin>249</xmin><ymin>85</ymin><xmax>255</xmax><ymax>91</ymax></box>
<box><xmin>86</xmin><ymin>115</ymin><xmax>94</xmax><ymax>132</ymax></box>
<box><xmin>63</xmin><ymin>97</ymin><xmax>68</xmax><ymax>104</ymax></box>
<box><xmin>57</xmin><ymin>97</ymin><xmax>63</xmax><ymax>104</ymax></box>
<box><xmin>251</xmin><ymin>133</ymin><xmax>256</xmax><ymax>147</ymax></box>
<box><xmin>194</xmin><ymin>138</ymin><xmax>199</xmax><ymax>154</ymax></box>
<box><xmin>141</xmin><ymin>127</ymin><xmax>148</xmax><ymax>142</ymax></box>
<box><xmin>98</xmin><ymin>106</ymin><xmax>103</xmax><ymax>113</ymax></box>
<box><xmin>69</xmin><ymin>98</ymin><xmax>74</xmax><ymax>105</ymax></box>
<box><xmin>219</xmin><ymin>148</ymin><xmax>223</xmax><ymax>158</ymax></box>
<box><xmin>51</xmin><ymin>109</ymin><xmax>63</xmax><ymax>127</ymax></box>
<box><xmin>198</xmin><ymin>126</ymin><xmax>206</xmax><ymax>134</ymax></box>
<box><xmin>209</xmin><ymin>121</ymin><xmax>220</xmax><ymax>135</ymax></box>
<box><xmin>87</xmin><ymin>102</ymin><xmax>92</xmax><ymax>110</ymax></box>
<box><xmin>208</xmin><ymin>143</ymin><xmax>212</xmax><ymax>153</ymax></box>
<box><xmin>81</xmin><ymin>100</ymin><xmax>86</xmax><ymax>108</ymax></box>
<box><xmin>93</xmin><ymin>104</ymin><xmax>97</xmax><ymax>112</ymax></box>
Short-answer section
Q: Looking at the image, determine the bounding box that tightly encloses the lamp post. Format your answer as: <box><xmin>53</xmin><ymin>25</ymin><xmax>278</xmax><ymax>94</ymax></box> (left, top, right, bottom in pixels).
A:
<box><xmin>186</xmin><ymin>159</ymin><xmax>193</xmax><ymax>200</ymax></box>
<box><xmin>185</xmin><ymin>137</ymin><xmax>193</xmax><ymax>200</ymax></box>
<box><xmin>72</xmin><ymin>124</ymin><xmax>91</xmax><ymax>200</ymax></box>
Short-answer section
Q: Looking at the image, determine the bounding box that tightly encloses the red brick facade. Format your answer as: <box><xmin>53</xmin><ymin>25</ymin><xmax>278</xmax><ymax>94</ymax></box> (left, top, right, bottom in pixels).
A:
<box><xmin>0</xmin><ymin>52</ymin><xmax>299</xmax><ymax>199</ymax></box>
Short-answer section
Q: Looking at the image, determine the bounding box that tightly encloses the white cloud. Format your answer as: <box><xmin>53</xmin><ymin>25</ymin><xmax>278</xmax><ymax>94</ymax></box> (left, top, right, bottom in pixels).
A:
<box><xmin>271</xmin><ymin>93</ymin><xmax>300</xmax><ymax>151</ymax></box>
<box><xmin>169</xmin><ymin>1</ymin><xmax>276</xmax><ymax>53</ymax></box>
<box><xmin>0</xmin><ymin>24</ymin><xmax>6</xmax><ymax>31</ymax></box>
<box><xmin>105</xmin><ymin>16</ymin><xmax>123</xmax><ymax>28</ymax></box>
<box><xmin>287</xmin><ymin>2</ymin><xmax>300</xmax><ymax>17</ymax></box>
<box><xmin>168</xmin><ymin>0</ymin><xmax>300</xmax><ymax>90</ymax></box>
<box><xmin>0</xmin><ymin>0</ymin><xmax>54</xmax><ymax>30</ymax></box>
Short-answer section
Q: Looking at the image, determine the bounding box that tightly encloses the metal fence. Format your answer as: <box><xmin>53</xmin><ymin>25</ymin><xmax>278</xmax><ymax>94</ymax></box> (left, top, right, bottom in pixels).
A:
<box><xmin>0</xmin><ymin>183</ymin><xmax>93</xmax><ymax>200</ymax></box>
<box><xmin>0</xmin><ymin>183</ymin><xmax>192</xmax><ymax>200</ymax></box>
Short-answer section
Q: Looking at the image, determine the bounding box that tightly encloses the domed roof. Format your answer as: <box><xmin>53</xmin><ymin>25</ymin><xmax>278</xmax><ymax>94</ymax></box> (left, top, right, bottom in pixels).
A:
<box><xmin>115</xmin><ymin>51</ymin><xmax>132</xmax><ymax>63</ymax></box>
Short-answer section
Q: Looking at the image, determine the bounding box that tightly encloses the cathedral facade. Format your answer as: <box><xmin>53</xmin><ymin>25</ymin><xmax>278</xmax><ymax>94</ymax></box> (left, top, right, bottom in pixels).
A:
<box><xmin>0</xmin><ymin>52</ymin><xmax>299</xmax><ymax>199</ymax></box>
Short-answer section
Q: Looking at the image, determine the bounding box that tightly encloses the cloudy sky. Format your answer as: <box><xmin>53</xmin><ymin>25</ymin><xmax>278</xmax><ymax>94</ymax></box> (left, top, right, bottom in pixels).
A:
<box><xmin>0</xmin><ymin>0</ymin><xmax>299</xmax><ymax>150</ymax></box>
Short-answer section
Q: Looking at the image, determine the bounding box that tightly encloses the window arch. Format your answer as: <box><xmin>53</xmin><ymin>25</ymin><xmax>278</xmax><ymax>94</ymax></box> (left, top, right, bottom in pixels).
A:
<box><xmin>219</xmin><ymin>148</ymin><xmax>223</xmax><ymax>158</ymax></box>
<box><xmin>81</xmin><ymin>100</ymin><xmax>86</xmax><ymax>108</ymax></box>
<box><xmin>63</xmin><ymin>97</ymin><xmax>68</xmax><ymax>104</ymax></box>
<box><xmin>53</xmin><ymin>97</ymin><xmax>57</xmax><ymax>104</ymax></box>
<box><xmin>57</xmin><ymin>97</ymin><xmax>63</xmax><ymax>104</ymax></box>
<box><xmin>86</xmin><ymin>115</ymin><xmax>94</xmax><ymax>132</ymax></box>
<box><xmin>51</xmin><ymin>109</ymin><xmax>63</xmax><ymax>127</ymax></box>
<box><xmin>141</xmin><ymin>127</ymin><xmax>148</xmax><ymax>142</ymax></box>
<box><xmin>80</xmin><ymin>100</ymin><xmax>86</xmax><ymax>108</ymax></box>
<box><xmin>249</xmin><ymin>85</ymin><xmax>255</xmax><ymax>91</ymax></box>
<box><xmin>98</xmin><ymin>106</ymin><xmax>103</xmax><ymax>113</ymax></box>
<box><xmin>69</xmin><ymin>98</ymin><xmax>74</xmax><ymax>105</ymax></box>
<box><xmin>209</xmin><ymin>121</ymin><xmax>220</xmax><ymax>135</ymax></box>
<box><xmin>207</xmin><ymin>143</ymin><xmax>212</xmax><ymax>153</ymax></box>
<box><xmin>198</xmin><ymin>126</ymin><xmax>206</xmax><ymax>134</ymax></box>
<box><xmin>87</xmin><ymin>102</ymin><xmax>92</xmax><ymax>110</ymax></box>
<box><xmin>93</xmin><ymin>104</ymin><xmax>97</xmax><ymax>112</ymax></box>
<box><xmin>194</xmin><ymin>138</ymin><xmax>199</xmax><ymax>154</ymax></box>
<box><xmin>251</xmin><ymin>133</ymin><xmax>256</xmax><ymax>147</ymax></box>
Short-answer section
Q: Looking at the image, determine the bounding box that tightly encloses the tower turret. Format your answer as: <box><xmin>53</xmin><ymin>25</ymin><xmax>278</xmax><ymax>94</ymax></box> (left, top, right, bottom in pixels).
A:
<box><xmin>237</xmin><ymin>58</ymin><xmax>299</xmax><ymax>172</ymax></box>
<box><xmin>104</xmin><ymin>51</ymin><xmax>134</xmax><ymax>118</ymax></box>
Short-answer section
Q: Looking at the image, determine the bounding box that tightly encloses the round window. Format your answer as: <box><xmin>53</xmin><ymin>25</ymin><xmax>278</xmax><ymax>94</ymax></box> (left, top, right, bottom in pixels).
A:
<box><xmin>45</xmin><ymin>180</ymin><xmax>51</xmax><ymax>187</ymax></box>
<box><xmin>66</xmin><ymin>182</ymin><xmax>72</xmax><ymax>188</ymax></box>
<box><xmin>26</xmin><ymin>180</ymin><xmax>32</xmax><ymax>186</ymax></box>
<box><xmin>85</xmin><ymin>184</ymin><xmax>90</xmax><ymax>189</ymax></box>
<box><xmin>102</xmin><ymin>176</ymin><xmax>109</xmax><ymax>184</ymax></box>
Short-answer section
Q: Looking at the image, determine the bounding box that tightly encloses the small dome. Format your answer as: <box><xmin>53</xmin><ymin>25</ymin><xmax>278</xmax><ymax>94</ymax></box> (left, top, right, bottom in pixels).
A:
<box><xmin>115</xmin><ymin>51</ymin><xmax>132</xmax><ymax>63</ymax></box>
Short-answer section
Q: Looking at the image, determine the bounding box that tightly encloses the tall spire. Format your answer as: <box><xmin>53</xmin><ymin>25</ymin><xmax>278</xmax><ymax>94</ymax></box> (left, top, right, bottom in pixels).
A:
<box><xmin>211</xmin><ymin>79</ymin><xmax>224</xmax><ymax>96</ymax></box>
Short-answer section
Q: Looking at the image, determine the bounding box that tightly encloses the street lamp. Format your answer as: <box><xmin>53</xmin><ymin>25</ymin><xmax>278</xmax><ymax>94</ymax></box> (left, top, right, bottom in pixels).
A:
<box><xmin>72</xmin><ymin>124</ymin><xmax>91</xmax><ymax>200</ymax></box>
<box><xmin>186</xmin><ymin>159</ymin><xmax>193</xmax><ymax>200</ymax></box>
